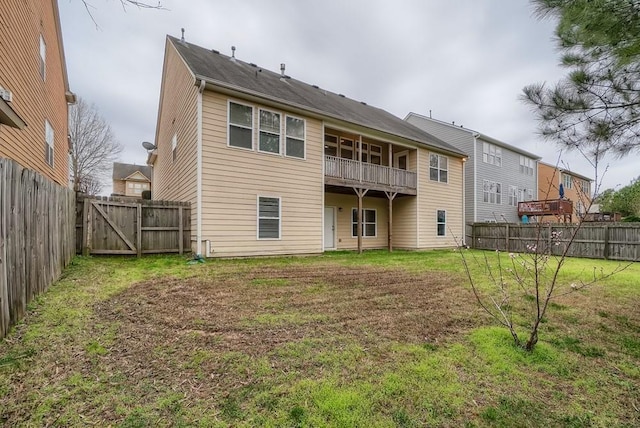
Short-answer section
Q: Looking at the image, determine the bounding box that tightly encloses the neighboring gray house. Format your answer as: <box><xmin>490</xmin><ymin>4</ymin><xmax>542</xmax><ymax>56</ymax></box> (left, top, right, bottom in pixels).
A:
<box><xmin>405</xmin><ymin>113</ymin><xmax>541</xmax><ymax>235</ymax></box>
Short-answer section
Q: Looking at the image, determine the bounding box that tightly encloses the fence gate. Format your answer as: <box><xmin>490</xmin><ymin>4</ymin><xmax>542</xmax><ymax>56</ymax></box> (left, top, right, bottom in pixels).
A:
<box><xmin>79</xmin><ymin>196</ymin><xmax>190</xmax><ymax>256</ymax></box>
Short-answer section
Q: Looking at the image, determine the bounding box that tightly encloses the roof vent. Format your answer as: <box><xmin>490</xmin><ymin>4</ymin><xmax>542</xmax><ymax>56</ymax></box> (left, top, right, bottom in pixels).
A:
<box><xmin>280</xmin><ymin>63</ymin><xmax>285</xmax><ymax>77</ymax></box>
<box><xmin>230</xmin><ymin>46</ymin><xmax>236</xmax><ymax>61</ymax></box>
<box><xmin>312</xmin><ymin>85</ymin><xmax>319</xmax><ymax>89</ymax></box>
<box><xmin>211</xmin><ymin>49</ymin><xmax>219</xmax><ymax>54</ymax></box>
<box><xmin>180</xmin><ymin>28</ymin><xmax>185</xmax><ymax>42</ymax></box>
<box><xmin>360</xmin><ymin>101</ymin><xmax>367</xmax><ymax>105</ymax></box>
<box><xmin>338</xmin><ymin>94</ymin><xmax>345</xmax><ymax>98</ymax></box>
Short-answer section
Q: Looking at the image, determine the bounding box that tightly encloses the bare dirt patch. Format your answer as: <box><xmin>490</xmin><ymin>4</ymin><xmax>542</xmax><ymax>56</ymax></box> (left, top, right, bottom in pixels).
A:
<box><xmin>91</xmin><ymin>264</ymin><xmax>481</xmax><ymax>398</ymax></box>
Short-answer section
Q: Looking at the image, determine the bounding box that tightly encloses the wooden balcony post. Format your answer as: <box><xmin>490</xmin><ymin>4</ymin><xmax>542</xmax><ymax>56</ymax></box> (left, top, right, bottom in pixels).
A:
<box><xmin>385</xmin><ymin>191</ymin><xmax>397</xmax><ymax>252</ymax></box>
<box><xmin>354</xmin><ymin>187</ymin><xmax>368</xmax><ymax>254</ymax></box>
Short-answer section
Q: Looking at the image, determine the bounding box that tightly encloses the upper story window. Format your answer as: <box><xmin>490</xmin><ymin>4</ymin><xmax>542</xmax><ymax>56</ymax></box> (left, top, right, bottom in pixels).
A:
<box><xmin>39</xmin><ymin>35</ymin><xmax>46</xmax><ymax>80</ymax></box>
<box><xmin>361</xmin><ymin>143</ymin><xmax>382</xmax><ymax>165</ymax></box>
<box><xmin>519</xmin><ymin>156</ymin><xmax>534</xmax><ymax>175</ymax></box>
<box><xmin>171</xmin><ymin>133</ymin><xmax>177</xmax><ymax>162</ymax></box>
<box><xmin>259</xmin><ymin>109</ymin><xmax>281</xmax><ymax>154</ymax></box>
<box><xmin>483</xmin><ymin>180</ymin><xmax>502</xmax><ymax>204</ymax></box>
<box><xmin>562</xmin><ymin>173</ymin><xmax>573</xmax><ymax>189</ymax></box>
<box><xmin>45</xmin><ymin>120</ymin><xmax>54</xmax><ymax>167</ymax></box>
<box><xmin>228</xmin><ymin>101</ymin><xmax>253</xmax><ymax>149</ymax></box>
<box><xmin>580</xmin><ymin>180</ymin><xmax>590</xmax><ymax>195</ymax></box>
<box><xmin>482</xmin><ymin>142</ymin><xmax>502</xmax><ymax>167</ymax></box>
<box><xmin>429</xmin><ymin>153</ymin><xmax>448</xmax><ymax>183</ymax></box>
<box><xmin>285</xmin><ymin>116</ymin><xmax>305</xmax><ymax>159</ymax></box>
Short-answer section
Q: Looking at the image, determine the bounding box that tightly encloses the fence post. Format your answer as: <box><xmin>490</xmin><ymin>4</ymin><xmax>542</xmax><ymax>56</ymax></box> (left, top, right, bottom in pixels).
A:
<box><xmin>505</xmin><ymin>223</ymin><xmax>510</xmax><ymax>252</ymax></box>
<box><xmin>603</xmin><ymin>225</ymin><xmax>610</xmax><ymax>260</ymax></box>
<box><xmin>82</xmin><ymin>198</ymin><xmax>91</xmax><ymax>256</ymax></box>
<box><xmin>178</xmin><ymin>206</ymin><xmax>184</xmax><ymax>255</ymax></box>
<box><xmin>136</xmin><ymin>203</ymin><xmax>142</xmax><ymax>258</ymax></box>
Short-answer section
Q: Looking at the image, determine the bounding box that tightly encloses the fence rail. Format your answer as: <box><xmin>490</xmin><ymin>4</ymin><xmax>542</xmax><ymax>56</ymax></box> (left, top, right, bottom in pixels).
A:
<box><xmin>471</xmin><ymin>222</ymin><xmax>640</xmax><ymax>261</ymax></box>
<box><xmin>0</xmin><ymin>158</ymin><xmax>75</xmax><ymax>339</ymax></box>
<box><xmin>76</xmin><ymin>195</ymin><xmax>191</xmax><ymax>256</ymax></box>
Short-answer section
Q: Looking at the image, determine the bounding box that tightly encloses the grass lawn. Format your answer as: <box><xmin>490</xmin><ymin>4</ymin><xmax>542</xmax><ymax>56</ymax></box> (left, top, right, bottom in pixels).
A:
<box><xmin>0</xmin><ymin>250</ymin><xmax>638</xmax><ymax>427</ymax></box>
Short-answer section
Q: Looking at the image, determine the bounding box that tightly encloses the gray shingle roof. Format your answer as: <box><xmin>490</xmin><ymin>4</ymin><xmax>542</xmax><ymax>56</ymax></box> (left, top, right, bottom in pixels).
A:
<box><xmin>168</xmin><ymin>36</ymin><xmax>466</xmax><ymax>157</ymax></box>
<box><xmin>112</xmin><ymin>162</ymin><xmax>152</xmax><ymax>181</ymax></box>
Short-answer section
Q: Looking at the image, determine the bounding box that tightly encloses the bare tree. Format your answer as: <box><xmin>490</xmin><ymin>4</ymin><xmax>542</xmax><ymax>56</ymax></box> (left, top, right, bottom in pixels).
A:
<box><xmin>69</xmin><ymin>97</ymin><xmax>122</xmax><ymax>194</ymax></box>
<box><xmin>79</xmin><ymin>1</ymin><xmax>165</xmax><ymax>26</ymax></box>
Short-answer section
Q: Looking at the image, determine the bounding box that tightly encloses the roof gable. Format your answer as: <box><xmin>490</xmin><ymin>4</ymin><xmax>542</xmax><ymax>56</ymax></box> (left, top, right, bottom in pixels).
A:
<box><xmin>112</xmin><ymin>162</ymin><xmax>152</xmax><ymax>181</ymax></box>
<box><xmin>167</xmin><ymin>36</ymin><xmax>466</xmax><ymax>157</ymax></box>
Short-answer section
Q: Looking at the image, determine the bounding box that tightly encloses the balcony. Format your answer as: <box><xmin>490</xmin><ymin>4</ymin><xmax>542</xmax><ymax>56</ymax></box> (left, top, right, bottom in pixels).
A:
<box><xmin>518</xmin><ymin>199</ymin><xmax>573</xmax><ymax>221</ymax></box>
<box><xmin>324</xmin><ymin>155</ymin><xmax>417</xmax><ymax>195</ymax></box>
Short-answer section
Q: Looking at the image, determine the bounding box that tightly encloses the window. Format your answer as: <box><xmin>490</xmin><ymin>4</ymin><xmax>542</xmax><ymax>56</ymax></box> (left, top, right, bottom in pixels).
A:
<box><xmin>171</xmin><ymin>133</ymin><xmax>177</xmax><ymax>162</ymax></box>
<box><xmin>519</xmin><ymin>156</ymin><xmax>534</xmax><ymax>175</ymax></box>
<box><xmin>437</xmin><ymin>210</ymin><xmax>446</xmax><ymax>236</ymax></box>
<box><xmin>258</xmin><ymin>196</ymin><xmax>280</xmax><ymax>239</ymax></box>
<box><xmin>228</xmin><ymin>102</ymin><xmax>253</xmax><ymax>149</ymax></box>
<box><xmin>429</xmin><ymin>153</ymin><xmax>448</xmax><ymax>183</ymax></box>
<box><xmin>483</xmin><ymin>180</ymin><xmax>502</xmax><ymax>204</ymax></box>
<box><xmin>482</xmin><ymin>142</ymin><xmax>502</xmax><ymax>166</ymax></box>
<box><xmin>361</xmin><ymin>143</ymin><xmax>382</xmax><ymax>164</ymax></box>
<box><xmin>340</xmin><ymin>138</ymin><xmax>354</xmax><ymax>159</ymax></box>
<box><xmin>285</xmin><ymin>116</ymin><xmax>305</xmax><ymax>158</ymax></box>
<box><xmin>39</xmin><ymin>35</ymin><xmax>46</xmax><ymax>80</ymax></box>
<box><xmin>259</xmin><ymin>109</ymin><xmax>281</xmax><ymax>154</ymax></box>
<box><xmin>509</xmin><ymin>185</ymin><xmax>518</xmax><ymax>206</ymax></box>
<box><xmin>518</xmin><ymin>188</ymin><xmax>533</xmax><ymax>203</ymax></box>
<box><xmin>562</xmin><ymin>173</ymin><xmax>573</xmax><ymax>190</ymax></box>
<box><xmin>580</xmin><ymin>180</ymin><xmax>590</xmax><ymax>195</ymax></box>
<box><xmin>45</xmin><ymin>120</ymin><xmax>54</xmax><ymax>167</ymax></box>
<box><xmin>351</xmin><ymin>208</ymin><xmax>376</xmax><ymax>237</ymax></box>
<box><xmin>324</xmin><ymin>134</ymin><xmax>338</xmax><ymax>156</ymax></box>
<box><xmin>576</xmin><ymin>200</ymin><xmax>585</xmax><ymax>217</ymax></box>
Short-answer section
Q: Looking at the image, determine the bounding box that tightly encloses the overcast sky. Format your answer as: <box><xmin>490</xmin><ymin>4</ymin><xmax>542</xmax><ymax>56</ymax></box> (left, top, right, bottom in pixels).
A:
<box><xmin>58</xmin><ymin>0</ymin><xmax>639</xmax><ymax>195</ymax></box>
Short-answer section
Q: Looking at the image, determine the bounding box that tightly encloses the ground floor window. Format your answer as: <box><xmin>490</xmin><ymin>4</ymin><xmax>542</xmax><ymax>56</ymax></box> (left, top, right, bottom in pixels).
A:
<box><xmin>351</xmin><ymin>208</ymin><xmax>376</xmax><ymax>237</ymax></box>
<box><xmin>257</xmin><ymin>196</ymin><xmax>280</xmax><ymax>239</ymax></box>
<box><xmin>437</xmin><ymin>210</ymin><xmax>446</xmax><ymax>236</ymax></box>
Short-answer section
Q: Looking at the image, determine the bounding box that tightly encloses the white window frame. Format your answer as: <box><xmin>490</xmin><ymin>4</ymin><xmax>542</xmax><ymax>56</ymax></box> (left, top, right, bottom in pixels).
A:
<box><xmin>258</xmin><ymin>108</ymin><xmax>282</xmax><ymax>155</ymax></box>
<box><xmin>351</xmin><ymin>208</ymin><xmax>377</xmax><ymax>238</ymax></box>
<box><xmin>360</xmin><ymin>142</ymin><xmax>383</xmax><ymax>165</ymax></box>
<box><xmin>39</xmin><ymin>34</ymin><xmax>46</xmax><ymax>80</ymax></box>
<box><xmin>45</xmin><ymin>119</ymin><xmax>54</xmax><ymax>167</ymax></box>
<box><xmin>483</xmin><ymin>180</ymin><xmax>502</xmax><ymax>204</ymax></box>
<box><xmin>508</xmin><ymin>185</ymin><xmax>518</xmax><ymax>207</ymax></box>
<box><xmin>227</xmin><ymin>100</ymin><xmax>254</xmax><ymax>150</ymax></box>
<box><xmin>429</xmin><ymin>153</ymin><xmax>448</xmax><ymax>183</ymax></box>
<box><xmin>581</xmin><ymin>180</ymin><xmax>590</xmax><ymax>195</ymax></box>
<box><xmin>171</xmin><ymin>133</ymin><xmax>177</xmax><ymax>162</ymax></box>
<box><xmin>257</xmin><ymin>196</ymin><xmax>281</xmax><ymax>240</ymax></box>
<box><xmin>436</xmin><ymin>210</ymin><xmax>446</xmax><ymax>237</ymax></box>
<box><xmin>285</xmin><ymin>114</ymin><xmax>306</xmax><ymax>159</ymax></box>
<box><xmin>562</xmin><ymin>173</ymin><xmax>573</xmax><ymax>190</ymax></box>
<box><xmin>519</xmin><ymin>156</ymin><xmax>534</xmax><ymax>175</ymax></box>
<box><xmin>482</xmin><ymin>142</ymin><xmax>502</xmax><ymax>167</ymax></box>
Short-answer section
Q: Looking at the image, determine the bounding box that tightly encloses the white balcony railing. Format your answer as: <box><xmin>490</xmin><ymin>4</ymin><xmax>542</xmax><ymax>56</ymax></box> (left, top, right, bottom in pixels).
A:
<box><xmin>325</xmin><ymin>155</ymin><xmax>417</xmax><ymax>189</ymax></box>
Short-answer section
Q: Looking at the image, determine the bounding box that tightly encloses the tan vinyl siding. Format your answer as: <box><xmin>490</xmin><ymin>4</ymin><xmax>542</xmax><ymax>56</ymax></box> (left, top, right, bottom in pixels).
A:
<box><xmin>324</xmin><ymin>193</ymin><xmax>389</xmax><ymax>250</ymax></box>
<box><xmin>393</xmin><ymin>150</ymin><xmax>418</xmax><ymax>248</ymax></box>
<box><xmin>0</xmin><ymin>0</ymin><xmax>69</xmax><ymax>185</ymax></box>
<box><xmin>417</xmin><ymin>148</ymin><xmax>464</xmax><ymax>248</ymax></box>
<box><xmin>152</xmin><ymin>40</ymin><xmax>199</xmax><ymax>240</ymax></box>
<box><xmin>201</xmin><ymin>92</ymin><xmax>323</xmax><ymax>257</ymax></box>
<box><xmin>112</xmin><ymin>179</ymin><xmax>125</xmax><ymax>195</ymax></box>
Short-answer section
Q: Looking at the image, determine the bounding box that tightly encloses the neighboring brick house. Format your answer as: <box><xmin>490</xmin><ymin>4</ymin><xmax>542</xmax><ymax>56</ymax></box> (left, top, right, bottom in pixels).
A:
<box><xmin>405</xmin><ymin>114</ymin><xmax>540</xmax><ymax>234</ymax></box>
<box><xmin>538</xmin><ymin>162</ymin><xmax>592</xmax><ymax>222</ymax></box>
<box><xmin>0</xmin><ymin>0</ymin><xmax>76</xmax><ymax>185</ymax></box>
<box><xmin>112</xmin><ymin>162</ymin><xmax>152</xmax><ymax>197</ymax></box>
<box><xmin>149</xmin><ymin>35</ymin><xmax>467</xmax><ymax>257</ymax></box>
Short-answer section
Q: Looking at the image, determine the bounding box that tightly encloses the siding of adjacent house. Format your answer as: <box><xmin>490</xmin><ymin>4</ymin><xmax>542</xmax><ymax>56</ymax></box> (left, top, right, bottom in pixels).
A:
<box><xmin>405</xmin><ymin>115</ymin><xmax>476</xmax><ymax>226</ymax></box>
<box><xmin>200</xmin><ymin>91</ymin><xmax>324</xmax><ymax>257</ymax></box>
<box><xmin>152</xmin><ymin>41</ymin><xmax>199</xmax><ymax>241</ymax></box>
<box><xmin>113</xmin><ymin>179</ymin><xmax>126</xmax><ymax>195</ymax></box>
<box><xmin>417</xmin><ymin>148</ymin><xmax>464</xmax><ymax>247</ymax></box>
<box><xmin>0</xmin><ymin>0</ymin><xmax>70</xmax><ymax>185</ymax></box>
<box><xmin>538</xmin><ymin>162</ymin><xmax>591</xmax><ymax>223</ymax></box>
<box><xmin>474</xmin><ymin>137</ymin><xmax>537</xmax><ymax>223</ymax></box>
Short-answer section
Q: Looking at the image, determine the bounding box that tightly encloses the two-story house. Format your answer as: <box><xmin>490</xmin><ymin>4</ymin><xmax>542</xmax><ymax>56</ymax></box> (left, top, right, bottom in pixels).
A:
<box><xmin>0</xmin><ymin>0</ymin><xmax>75</xmax><ymax>186</ymax></box>
<box><xmin>149</xmin><ymin>36</ymin><xmax>467</xmax><ymax>257</ymax></box>
<box><xmin>538</xmin><ymin>162</ymin><xmax>592</xmax><ymax>222</ymax></box>
<box><xmin>112</xmin><ymin>162</ymin><xmax>152</xmax><ymax>198</ymax></box>
<box><xmin>404</xmin><ymin>114</ymin><xmax>541</xmax><ymax>235</ymax></box>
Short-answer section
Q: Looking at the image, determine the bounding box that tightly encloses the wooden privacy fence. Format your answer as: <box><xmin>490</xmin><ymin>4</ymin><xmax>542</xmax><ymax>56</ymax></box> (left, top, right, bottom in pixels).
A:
<box><xmin>76</xmin><ymin>195</ymin><xmax>191</xmax><ymax>256</ymax></box>
<box><xmin>471</xmin><ymin>222</ymin><xmax>640</xmax><ymax>261</ymax></box>
<box><xmin>0</xmin><ymin>158</ymin><xmax>75</xmax><ymax>339</ymax></box>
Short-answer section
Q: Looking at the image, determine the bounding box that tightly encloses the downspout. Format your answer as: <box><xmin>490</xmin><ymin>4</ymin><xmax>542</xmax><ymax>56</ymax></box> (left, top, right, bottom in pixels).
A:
<box><xmin>196</xmin><ymin>79</ymin><xmax>206</xmax><ymax>256</ymax></box>
<box><xmin>462</xmin><ymin>157</ymin><xmax>466</xmax><ymax>246</ymax></box>
<box><xmin>472</xmin><ymin>133</ymin><xmax>479</xmax><ymax>223</ymax></box>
